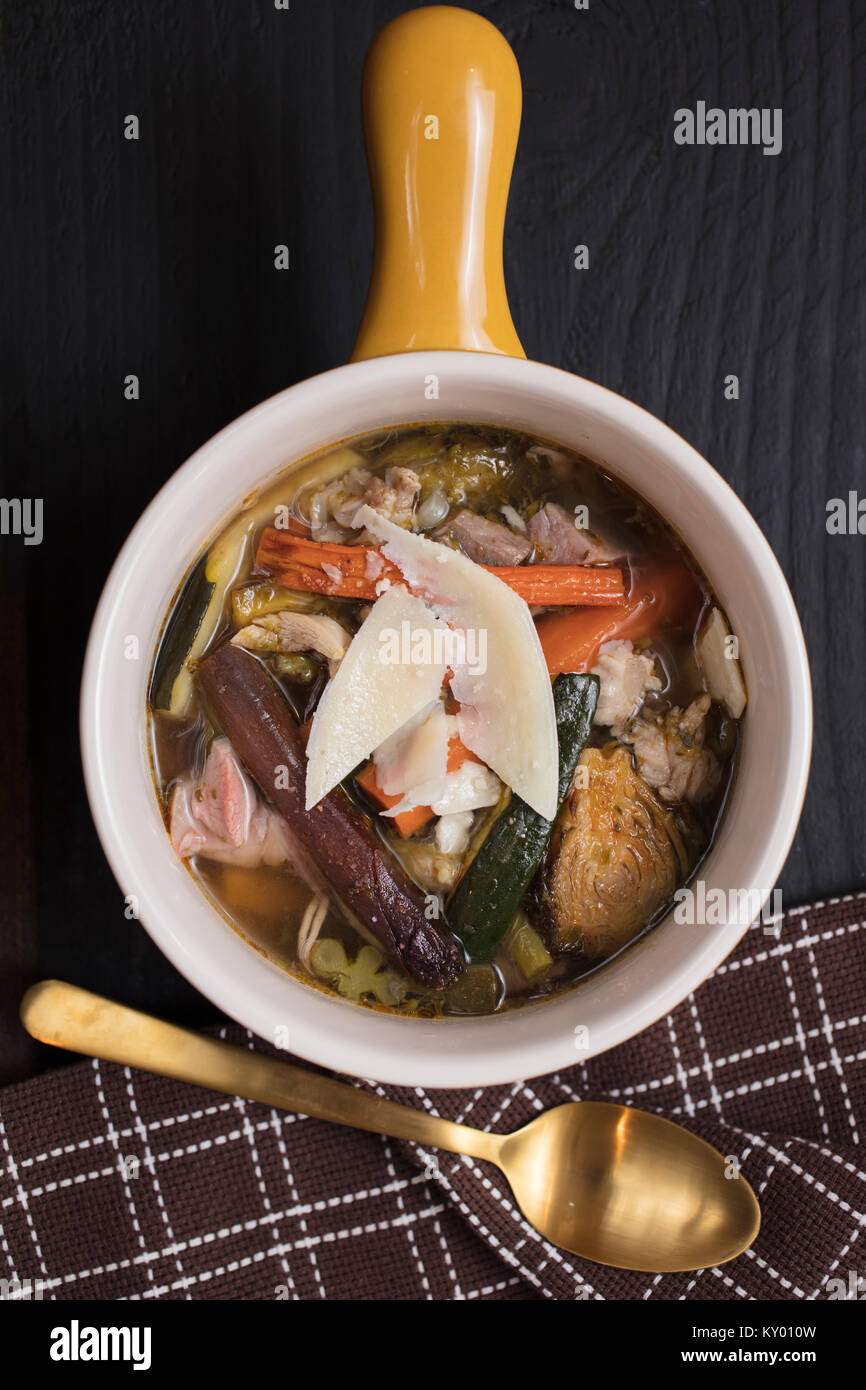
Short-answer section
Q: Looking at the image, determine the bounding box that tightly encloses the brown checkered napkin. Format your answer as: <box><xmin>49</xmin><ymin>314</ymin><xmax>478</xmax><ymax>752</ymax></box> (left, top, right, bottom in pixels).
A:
<box><xmin>1</xmin><ymin>893</ymin><xmax>865</xmax><ymax>1301</ymax></box>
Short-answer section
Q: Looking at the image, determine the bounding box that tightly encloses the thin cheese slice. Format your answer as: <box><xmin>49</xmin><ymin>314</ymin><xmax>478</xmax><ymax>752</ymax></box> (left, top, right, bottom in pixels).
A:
<box><xmin>374</xmin><ymin>704</ymin><xmax>450</xmax><ymax>799</ymax></box>
<box><xmin>305</xmin><ymin>584</ymin><xmax>451</xmax><ymax>808</ymax></box>
<box><xmin>355</xmin><ymin>507</ymin><xmax>559</xmax><ymax>820</ymax></box>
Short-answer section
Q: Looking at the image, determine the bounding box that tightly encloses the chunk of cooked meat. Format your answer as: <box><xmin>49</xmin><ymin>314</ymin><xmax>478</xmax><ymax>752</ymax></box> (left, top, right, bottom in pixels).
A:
<box><xmin>309</xmin><ymin>465</ymin><xmax>421</xmax><ymax>539</ymax></box>
<box><xmin>434</xmin><ymin>810</ymin><xmax>474</xmax><ymax>857</ymax></box>
<box><xmin>434</xmin><ymin>509</ymin><xmax>531</xmax><ymax>565</ymax></box>
<box><xmin>231</xmin><ymin>609</ymin><xmax>351</xmax><ymax>675</ymax></box>
<box><xmin>540</xmin><ymin>747</ymin><xmax>691</xmax><ymax>959</ymax></box>
<box><xmin>614</xmin><ymin>693</ymin><xmax>721</xmax><ymax>804</ymax></box>
<box><xmin>526</xmin><ymin>501</ymin><xmax>622</xmax><ymax>565</ymax></box>
<box><xmin>169</xmin><ymin>737</ymin><xmax>295</xmax><ymax>868</ymax></box>
<box><xmin>590</xmin><ymin>639</ymin><xmax>662</xmax><ymax>726</ymax></box>
<box><xmin>370</xmin><ymin>466</ymin><xmax>422</xmax><ymax>526</ymax></box>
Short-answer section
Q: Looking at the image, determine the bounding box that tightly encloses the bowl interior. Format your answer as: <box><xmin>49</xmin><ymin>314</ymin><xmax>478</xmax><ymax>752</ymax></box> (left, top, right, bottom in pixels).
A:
<box><xmin>81</xmin><ymin>352</ymin><xmax>811</xmax><ymax>1086</ymax></box>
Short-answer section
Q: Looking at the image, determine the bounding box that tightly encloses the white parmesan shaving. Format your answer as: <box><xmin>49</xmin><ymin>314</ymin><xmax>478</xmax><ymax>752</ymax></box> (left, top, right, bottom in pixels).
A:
<box><xmin>355</xmin><ymin>506</ymin><xmax>559</xmax><ymax>819</ymax></box>
<box><xmin>304</xmin><ymin>585</ymin><xmax>451</xmax><ymax>808</ymax></box>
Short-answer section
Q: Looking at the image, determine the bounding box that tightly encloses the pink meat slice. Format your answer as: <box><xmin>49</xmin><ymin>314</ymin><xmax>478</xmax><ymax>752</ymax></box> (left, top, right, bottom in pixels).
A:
<box><xmin>195</xmin><ymin>736</ymin><xmax>256</xmax><ymax>845</ymax></box>
<box><xmin>526</xmin><ymin>501</ymin><xmax>622</xmax><ymax>564</ymax></box>
<box><xmin>435</xmin><ymin>510</ymin><xmax>531</xmax><ymax>565</ymax></box>
<box><xmin>169</xmin><ymin>737</ymin><xmax>294</xmax><ymax>868</ymax></box>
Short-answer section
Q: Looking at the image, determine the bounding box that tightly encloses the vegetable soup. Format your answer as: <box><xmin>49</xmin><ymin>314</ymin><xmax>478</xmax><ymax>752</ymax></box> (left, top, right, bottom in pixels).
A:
<box><xmin>149</xmin><ymin>425</ymin><xmax>746</xmax><ymax>1017</ymax></box>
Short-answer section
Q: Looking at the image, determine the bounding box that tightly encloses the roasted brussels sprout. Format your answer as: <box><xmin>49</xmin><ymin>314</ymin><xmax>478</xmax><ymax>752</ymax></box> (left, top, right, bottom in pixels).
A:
<box><xmin>540</xmin><ymin>747</ymin><xmax>694</xmax><ymax>961</ymax></box>
<box><xmin>414</xmin><ymin>431</ymin><xmax>516</xmax><ymax>510</ymax></box>
<box><xmin>231</xmin><ymin>581</ymin><xmax>326</xmax><ymax>625</ymax></box>
<box><xmin>374</xmin><ymin>430</ymin><xmax>446</xmax><ymax>472</ymax></box>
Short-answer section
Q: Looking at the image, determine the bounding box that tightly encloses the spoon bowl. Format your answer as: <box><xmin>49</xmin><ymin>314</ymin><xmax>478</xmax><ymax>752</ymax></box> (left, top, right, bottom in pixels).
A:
<box><xmin>500</xmin><ymin>1102</ymin><xmax>760</xmax><ymax>1272</ymax></box>
<box><xmin>21</xmin><ymin>980</ymin><xmax>760</xmax><ymax>1273</ymax></box>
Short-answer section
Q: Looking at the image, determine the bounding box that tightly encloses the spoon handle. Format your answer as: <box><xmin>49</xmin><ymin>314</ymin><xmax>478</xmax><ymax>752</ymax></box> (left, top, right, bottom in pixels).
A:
<box><xmin>20</xmin><ymin>981</ymin><xmax>500</xmax><ymax>1163</ymax></box>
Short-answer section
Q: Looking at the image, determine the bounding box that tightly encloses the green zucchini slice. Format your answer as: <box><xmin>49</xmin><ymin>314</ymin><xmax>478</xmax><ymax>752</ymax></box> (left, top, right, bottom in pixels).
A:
<box><xmin>149</xmin><ymin>553</ymin><xmax>214</xmax><ymax>711</ymax></box>
<box><xmin>448</xmin><ymin>673</ymin><xmax>599</xmax><ymax>962</ymax></box>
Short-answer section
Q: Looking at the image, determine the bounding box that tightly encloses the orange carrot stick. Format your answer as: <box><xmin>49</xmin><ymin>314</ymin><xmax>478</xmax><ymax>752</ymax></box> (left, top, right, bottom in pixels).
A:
<box><xmin>255</xmin><ymin>529</ymin><xmax>625</xmax><ymax>605</ymax></box>
<box><xmin>355</xmin><ymin>764</ymin><xmax>432</xmax><ymax>838</ymax></box>
<box><xmin>535</xmin><ymin>558</ymin><xmax>704</xmax><ymax>676</ymax></box>
<box><xmin>275</xmin><ymin>563</ymin><xmax>383</xmax><ymax>600</ymax></box>
<box><xmin>483</xmin><ymin>565</ymin><xmax>624</xmax><ymax>605</ymax></box>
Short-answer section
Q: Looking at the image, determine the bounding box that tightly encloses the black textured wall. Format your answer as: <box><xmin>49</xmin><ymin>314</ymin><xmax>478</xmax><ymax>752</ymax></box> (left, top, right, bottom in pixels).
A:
<box><xmin>1</xmin><ymin>0</ymin><xmax>863</xmax><ymax>1079</ymax></box>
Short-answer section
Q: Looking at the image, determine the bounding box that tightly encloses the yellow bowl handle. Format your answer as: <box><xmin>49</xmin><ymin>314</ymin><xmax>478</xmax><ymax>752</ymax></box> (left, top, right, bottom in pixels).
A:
<box><xmin>351</xmin><ymin>5</ymin><xmax>526</xmax><ymax>362</ymax></box>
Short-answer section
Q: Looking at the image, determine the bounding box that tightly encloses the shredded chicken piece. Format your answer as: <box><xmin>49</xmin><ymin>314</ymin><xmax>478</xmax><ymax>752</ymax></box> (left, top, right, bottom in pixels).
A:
<box><xmin>308</xmin><ymin>465</ymin><xmax>420</xmax><ymax>539</ymax></box>
<box><xmin>434</xmin><ymin>810</ymin><xmax>474</xmax><ymax>857</ymax></box>
<box><xmin>591</xmin><ymin>640</ymin><xmax>662</xmax><ymax>726</ymax></box>
<box><xmin>614</xmin><ymin>694</ymin><xmax>721</xmax><ymax>805</ymax></box>
<box><xmin>380</xmin><ymin>467</ymin><xmax>422</xmax><ymax>525</ymax></box>
<box><xmin>232</xmin><ymin>610</ymin><xmax>351</xmax><ymax>675</ymax></box>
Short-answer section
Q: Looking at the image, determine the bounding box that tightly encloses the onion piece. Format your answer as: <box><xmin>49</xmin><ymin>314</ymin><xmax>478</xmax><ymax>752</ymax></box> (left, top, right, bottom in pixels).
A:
<box><xmin>415</xmin><ymin>488</ymin><xmax>450</xmax><ymax>530</ymax></box>
<box><xmin>696</xmin><ymin>607</ymin><xmax>747</xmax><ymax>719</ymax></box>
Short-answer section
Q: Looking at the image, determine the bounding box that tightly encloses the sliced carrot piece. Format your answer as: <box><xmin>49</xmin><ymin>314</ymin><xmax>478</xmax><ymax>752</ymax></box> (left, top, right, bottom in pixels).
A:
<box><xmin>255</xmin><ymin>529</ymin><xmax>625</xmax><ymax>605</ymax></box>
<box><xmin>479</xmin><ymin>563</ymin><xmax>624</xmax><ymax>605</ymax></box>
<box><xmin>535</xmin><ymin>558</ymin><xmax>704</xmax><ymax>676</ymax></box>
<box><xmin>355</xmin><ymin>762</ymin><xmax>433</xmax><ymax>838</ymax></box>
<box><xmin>447</xmin><ymin>735</ymin><xmax>484</xmax><ymax>772</ymax></box>
<box><xmin>275</xmin><ymin>562</ymin><xmax>381</xmax><ymax>599</ymax></box>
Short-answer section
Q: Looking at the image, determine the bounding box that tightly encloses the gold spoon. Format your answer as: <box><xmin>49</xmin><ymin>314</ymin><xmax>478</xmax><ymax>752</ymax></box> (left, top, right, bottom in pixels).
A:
<box><xmin>21</xmin><ymin>980</ymin><xmax>759</xmax><ymax>1273</ymax></box>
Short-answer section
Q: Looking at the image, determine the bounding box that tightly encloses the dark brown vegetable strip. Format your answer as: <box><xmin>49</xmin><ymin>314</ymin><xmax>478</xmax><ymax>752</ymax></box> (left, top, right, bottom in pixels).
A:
<box><xmin>197</xmin><ymin>643</ymin><xmax>463</xmax><ymax>990</ymax></box>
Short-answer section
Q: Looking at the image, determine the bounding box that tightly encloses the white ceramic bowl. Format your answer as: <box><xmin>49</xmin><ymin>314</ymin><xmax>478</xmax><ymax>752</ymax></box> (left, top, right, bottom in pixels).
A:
<box><xmin>80</xmin><ymin>350</ymin><xmax>812</xmax><ymax>1087</ymax></box>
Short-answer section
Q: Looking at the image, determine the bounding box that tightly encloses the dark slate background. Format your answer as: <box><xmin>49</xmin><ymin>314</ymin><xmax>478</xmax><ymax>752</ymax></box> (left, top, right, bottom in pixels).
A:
<box><xmin>1</xmin><ymin>0</ymin><xmax>863</xmax><ymax>1081</ymax></box>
